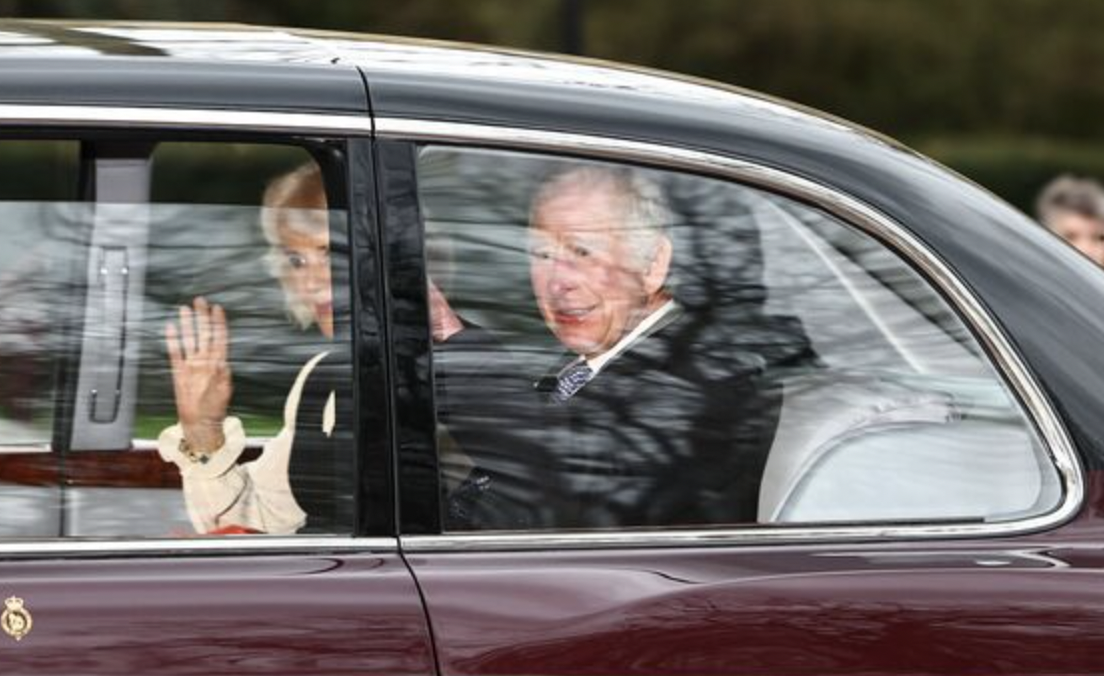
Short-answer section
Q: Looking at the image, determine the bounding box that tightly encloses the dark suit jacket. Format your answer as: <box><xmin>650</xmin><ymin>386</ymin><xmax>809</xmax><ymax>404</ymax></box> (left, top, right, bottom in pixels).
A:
<box><xmin>437</xmin><ymin>308</ymin><xmax>815</xmax><ymax>531</ymax></box>
<box><xmin>435</xmin><ymin>324</ymin><xmax>567</xmax><ymax>530</ymax></box>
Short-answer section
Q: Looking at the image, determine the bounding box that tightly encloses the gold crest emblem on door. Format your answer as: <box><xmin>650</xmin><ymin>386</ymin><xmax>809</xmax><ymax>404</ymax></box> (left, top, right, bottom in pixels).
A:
<box><xmin>2</xmin><ymin>596</ymin><xmax>32</xmax><ymax>641</ymax></box>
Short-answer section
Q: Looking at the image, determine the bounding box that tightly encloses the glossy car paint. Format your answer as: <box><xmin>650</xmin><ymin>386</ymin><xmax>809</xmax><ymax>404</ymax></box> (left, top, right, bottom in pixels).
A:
<box><xmin>0</xmin><ymin>23</ymin><xmax>366</xmax><ymax>113</ymax></box>
<box><xmin>406</xmin><ymin>524</ymin><xmax>1104</xmax><ymax>676</ymax></box>
<box><xmin>0</xmin><ymin>21</ymin><xmax>1101</xmax><ymax>676</ymax></box>
<box><xmin>0</xmin><ymin>552</ymin><xmax>435</xmax><ymax>676</ymax></box>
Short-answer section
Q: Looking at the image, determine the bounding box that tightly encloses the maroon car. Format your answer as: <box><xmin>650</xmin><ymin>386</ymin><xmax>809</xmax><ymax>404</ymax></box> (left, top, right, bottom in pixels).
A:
<box><xmin>0</xmin><ymin>21</ymin><xmax>1100</xmax><ymax>676</ymax></box>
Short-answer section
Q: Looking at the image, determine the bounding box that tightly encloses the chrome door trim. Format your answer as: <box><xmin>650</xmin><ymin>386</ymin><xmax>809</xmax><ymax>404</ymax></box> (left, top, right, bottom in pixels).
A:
<box><xmin>0</xmin><ymin>536</ymin><xmax>398</xmax><ymax>559</ymax></box>
<box><xmin>376</xmin><ymin>117</ymin><xmax>1084</xmax><ymax>553</ymax></box>
<box><xmin>0</xmin><ymin>104</ymin><xmax>374</xmax><ymax>134</ymax></box>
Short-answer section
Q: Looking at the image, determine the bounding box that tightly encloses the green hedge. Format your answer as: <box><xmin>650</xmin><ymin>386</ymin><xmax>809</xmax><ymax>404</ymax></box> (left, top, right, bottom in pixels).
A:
<box><xmin>914</xmin><ymin>136</ymin><xmax>1104</xmax><ymax>216</ymax></box>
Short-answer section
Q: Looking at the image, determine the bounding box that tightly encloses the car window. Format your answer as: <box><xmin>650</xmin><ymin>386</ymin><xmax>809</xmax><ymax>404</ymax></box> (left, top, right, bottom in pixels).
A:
<box><xmin>416</xmin><ymin>145</ymin><xmax>1061</xmax><ymax>532</ymax></box>
<box><xmin>0</xmin><ymin>138</ymin><xmax>356</xmax><ymax>539</ymax></box>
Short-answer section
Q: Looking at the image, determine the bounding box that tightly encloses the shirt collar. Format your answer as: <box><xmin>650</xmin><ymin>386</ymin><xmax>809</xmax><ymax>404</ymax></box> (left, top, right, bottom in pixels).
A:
<box><xmin>584</xmin><ymin>299</ymin><xmax>679</xmax><ymax>374</ymax></box>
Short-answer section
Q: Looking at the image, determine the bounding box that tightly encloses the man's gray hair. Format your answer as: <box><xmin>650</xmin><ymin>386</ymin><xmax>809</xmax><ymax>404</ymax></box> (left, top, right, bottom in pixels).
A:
<box><xmin>531</xmin><ymin>164</ymin><xmax>674</xmax><ymax>270</ymax></box>
<box><xmin>1036</xmin><ymin>174</ymin><xmax>1104</xmax><ymax>229</ymax></box>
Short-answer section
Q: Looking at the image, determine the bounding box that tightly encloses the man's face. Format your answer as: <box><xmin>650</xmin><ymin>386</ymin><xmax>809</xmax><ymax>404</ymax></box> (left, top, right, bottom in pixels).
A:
<box><xmin>529</xmin><ymin>182</ymin><xmax>667</xmax><ymax>359</ymax></box>
<box><xmin>1050</xmin><ymin>211</ymin><xmax>1104</xmax><ymax>266</ymax></box>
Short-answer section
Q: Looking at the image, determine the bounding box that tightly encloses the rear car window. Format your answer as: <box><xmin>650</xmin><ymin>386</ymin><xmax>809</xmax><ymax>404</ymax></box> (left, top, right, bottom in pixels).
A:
<box><xmin>415</xmin><ymin>145</ymin><xmax>1061</xmax><ymax>532</ymax></box>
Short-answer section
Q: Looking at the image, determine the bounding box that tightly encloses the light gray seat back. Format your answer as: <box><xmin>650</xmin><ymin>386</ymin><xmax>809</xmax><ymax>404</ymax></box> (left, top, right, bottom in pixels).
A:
<box><xmin>759</xmin><ymin>373</ymin><xmax>1059</xmax><ymax>524</ymax></box>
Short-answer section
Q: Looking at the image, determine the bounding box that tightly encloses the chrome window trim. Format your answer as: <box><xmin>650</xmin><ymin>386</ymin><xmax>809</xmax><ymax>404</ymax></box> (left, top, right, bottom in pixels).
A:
<box><xmin>376</xmin><ymin>117</ymin><xmax>1085</xmax><ymax>553</ymax></box>
<box><xmin>0</xmin><ymin>104</ymin><xmax>374</xmax><ymax>134</ymax></box>
<box><xmin>0</xmin><ymin>104</ymin><xmax>376</xmax><ymax>559</ymax></box>
<box><xmin>0</xmin><ymin>536</ymin><xmax>398</xmax><ymax>559</ymax></box>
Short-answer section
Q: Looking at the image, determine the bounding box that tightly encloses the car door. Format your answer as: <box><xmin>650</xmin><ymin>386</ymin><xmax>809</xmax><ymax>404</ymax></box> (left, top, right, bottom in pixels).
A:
<box><xmin>378</xmin><ymin>133</ymin><xmax>1095</xmax><ymax>676</ymax></box>
<box><xmin>0</xmin><ymin>121</ymin><xmax>434</xmax><ymax>676</ymax></box>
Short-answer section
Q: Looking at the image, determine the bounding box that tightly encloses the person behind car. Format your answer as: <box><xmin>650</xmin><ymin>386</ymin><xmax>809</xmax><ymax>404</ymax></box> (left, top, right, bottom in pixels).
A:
<box><xmin>157</xmin><ymin>160</ymin><xmax>343</xmax><ymax>535</ymax></box>
<box><xmin>435</xmin><ymin>165</ymin><xmax>815</xmax><ymax>530</ymax></box>
<box><xmin>1036</xmin><ymin>175</ymin><xmax>1104</xmax><ymax>266</ymax></box>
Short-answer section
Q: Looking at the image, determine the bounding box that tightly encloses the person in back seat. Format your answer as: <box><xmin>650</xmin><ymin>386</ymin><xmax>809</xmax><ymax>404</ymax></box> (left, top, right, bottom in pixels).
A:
<box><xmin>435</xmin><ymin>166</ymin><xmax>816</xmax><ymax>529</ymax></box>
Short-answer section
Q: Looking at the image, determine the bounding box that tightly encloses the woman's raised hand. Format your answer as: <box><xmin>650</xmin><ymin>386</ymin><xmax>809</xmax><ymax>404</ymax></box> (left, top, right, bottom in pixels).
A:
<box><xmin>164</xmin><ymin>297</ymin><xmax>233</xmax><ymax>453</ymax></box>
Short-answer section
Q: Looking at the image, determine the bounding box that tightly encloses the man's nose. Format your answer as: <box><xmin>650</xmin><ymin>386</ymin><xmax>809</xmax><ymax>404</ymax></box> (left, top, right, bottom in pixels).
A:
<box><xmin>546</xmin><ymin>255</ymin><xmax>580</xmax><ymax>295</ymax></box>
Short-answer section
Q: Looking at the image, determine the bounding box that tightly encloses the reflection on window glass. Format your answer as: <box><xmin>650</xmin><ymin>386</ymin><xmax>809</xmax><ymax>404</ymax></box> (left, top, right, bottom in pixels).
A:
<box><xmin>418</xmin><ymin>146</ymin><xmax>1061</xmax><ymax>533</ymax></box>
<box><xmin>0</xmin><ymin>141</ymin><xmax>79</xmax><ymax>539</ymax></box>
<box><xmin>0</xmin><ymin>207</ymin><xmax>73</xmax><ymax>447</ymax></box>
<box><xmin>0</xmin><ymin>141</ymin><xmax>78</xmax><ymax>449</ymax></box>
<box><xmin>0</xmin><ymin>140</ymin><xmax>354</xmax><ymax>541</ymax></box>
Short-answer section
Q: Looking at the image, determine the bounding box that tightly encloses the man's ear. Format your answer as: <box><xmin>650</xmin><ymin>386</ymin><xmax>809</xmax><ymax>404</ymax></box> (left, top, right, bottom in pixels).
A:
<box><xmin>643</xmin><ymin>235</ymin><xmax>673</xmax><ymax>295</ymax></box>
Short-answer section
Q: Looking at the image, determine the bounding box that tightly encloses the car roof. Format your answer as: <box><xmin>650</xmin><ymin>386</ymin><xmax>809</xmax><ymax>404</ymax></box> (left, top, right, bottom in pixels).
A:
<box><xmin>0</xmin><ymin>22</ymin><xmax>914</xmax><ymax>187</ymax></box>
<box><xmin>0</xmin><ymin>21</ymin><xmax>916</xmax><ymax>196</ymax></box>
<box><xmin>0</xmin><ymin>21</ymin><xmax>367</xmax><ymax>113</ymax></box>
<box><xmin>0</xmin><ymin>21</ymin><xmax>874</xmax><ymax>137</ymax></box>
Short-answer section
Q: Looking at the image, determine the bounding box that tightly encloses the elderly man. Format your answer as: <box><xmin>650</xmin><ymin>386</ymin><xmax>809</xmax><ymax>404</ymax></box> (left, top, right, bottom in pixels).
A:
<box><xmin>526</xmin><ymin>167</ymin><xmax>678</xmax><ymax>402</ymax></box>
<box><xmin>435</xmin><ymin>165</ymin><xmax>813</xmax><ymax>530</ymax></box>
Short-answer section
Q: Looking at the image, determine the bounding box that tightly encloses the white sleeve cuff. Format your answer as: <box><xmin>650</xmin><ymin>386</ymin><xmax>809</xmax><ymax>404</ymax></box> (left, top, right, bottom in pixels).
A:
<box><xmin>157</xmin><ymin>417</ymin><xmax>248</xmax><ymax>479</ymax></box>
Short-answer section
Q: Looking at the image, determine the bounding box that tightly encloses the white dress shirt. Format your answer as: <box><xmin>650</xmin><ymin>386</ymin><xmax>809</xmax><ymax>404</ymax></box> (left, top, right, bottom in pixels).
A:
<box><xmin>584</xmin><ymin>299</ymin><xmax>679</xmax><ymax>375</ymax></box>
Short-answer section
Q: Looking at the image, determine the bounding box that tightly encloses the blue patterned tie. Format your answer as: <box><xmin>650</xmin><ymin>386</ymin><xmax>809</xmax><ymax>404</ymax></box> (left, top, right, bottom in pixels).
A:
<box><xmin>551</xmin><ymin>361</ymin><xmax>594</xmax><ymax>403</ymax></box>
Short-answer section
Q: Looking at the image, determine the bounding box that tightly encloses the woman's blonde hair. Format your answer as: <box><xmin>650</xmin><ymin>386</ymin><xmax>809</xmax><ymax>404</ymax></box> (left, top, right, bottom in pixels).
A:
<box><xmin>260</xmin><ymin>160</ymin><xmax>328</xmax><ymax>329</ymax></box>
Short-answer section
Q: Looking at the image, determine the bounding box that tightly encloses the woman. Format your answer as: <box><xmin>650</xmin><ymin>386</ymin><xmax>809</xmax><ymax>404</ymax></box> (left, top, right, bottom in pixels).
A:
<box><xmin>158</xmin><ymin>161</ymin><xmax>341</xmax><ymax>535</ymax></box>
